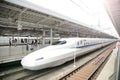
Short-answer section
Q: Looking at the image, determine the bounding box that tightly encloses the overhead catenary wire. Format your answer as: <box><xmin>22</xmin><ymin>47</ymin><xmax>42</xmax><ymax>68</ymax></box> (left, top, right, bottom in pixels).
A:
<box><xmin>70</xmin><ymin>0</ymin><xmax>95</xmax><ymax>16</ymax></box>
<box><xmin>70</xmin><ymin>0</ymin><xmax>103</xmax><ymax>29</ymax></box>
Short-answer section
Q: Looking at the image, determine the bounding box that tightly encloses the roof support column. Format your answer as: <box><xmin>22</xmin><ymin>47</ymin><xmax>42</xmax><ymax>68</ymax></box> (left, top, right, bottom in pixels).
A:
<box><xmin>77</xmin><ymin>32</ymin><xmax>79</xmax><ymax>37</ymax></box>
<box><xmin>42</xmin><ymin>29</ymin><xmax>45</xmax><ymax>45</ymax></box>
<box><xmin>50</xmin><ymin>28</ymin><xmax>53</xmax><ymax>45</ymax></box>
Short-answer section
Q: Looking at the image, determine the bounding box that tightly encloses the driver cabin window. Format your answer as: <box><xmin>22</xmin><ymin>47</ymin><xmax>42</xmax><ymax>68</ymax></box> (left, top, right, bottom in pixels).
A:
<box><xmin>52</xmin><ymin>40</ymin><xmax>66</xmax><ymax>45</ymax></box>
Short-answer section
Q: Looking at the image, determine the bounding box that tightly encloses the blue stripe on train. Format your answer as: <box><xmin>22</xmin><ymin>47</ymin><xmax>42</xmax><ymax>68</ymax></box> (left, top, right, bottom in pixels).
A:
<box><xmin>76</xmin><ymin>43</ymin><xmax>101</xmax><ymax>48</ymax></box>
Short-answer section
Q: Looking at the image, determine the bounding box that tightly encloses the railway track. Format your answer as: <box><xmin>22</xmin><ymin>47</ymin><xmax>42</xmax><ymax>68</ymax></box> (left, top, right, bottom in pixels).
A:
<box><xmin>0</xmin><ymin>66</ymin><xmax>58</xmax><ymax>80</ymax></box>
<box><xmin>0</xmin><ymin>44</ymin><xmax>115</xmax><ymax>80</ymax></box>
<box><xmin>59</xmin><ymin>44</ymin><xmax>115</xmax><ymax>80</ymax></box>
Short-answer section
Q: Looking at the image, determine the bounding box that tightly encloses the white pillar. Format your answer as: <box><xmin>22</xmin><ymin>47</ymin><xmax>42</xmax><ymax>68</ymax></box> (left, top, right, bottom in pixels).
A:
<box><xmin>50</xmin><ymin>28</ymin><xmax>53</xmax><ymax>45</ymax></box>
<box><xmin>42</xmin><ymin>30</ymin><xmax>45</xmax><ymax>45</ymax></box>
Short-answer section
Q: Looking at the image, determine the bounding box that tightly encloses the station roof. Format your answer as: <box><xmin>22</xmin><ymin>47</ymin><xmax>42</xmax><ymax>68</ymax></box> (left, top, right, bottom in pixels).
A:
<box><xmin>0</xmin><ymin>0</ymin><xmax>115</xmax><ymax>38</ymax></box>
<box><xmin>105</xmin><ymin>0</ymin><xmax>120</xmax><ymax>37</ymax></box>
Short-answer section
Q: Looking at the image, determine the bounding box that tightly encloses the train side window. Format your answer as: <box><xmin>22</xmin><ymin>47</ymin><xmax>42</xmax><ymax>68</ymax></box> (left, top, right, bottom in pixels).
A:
<box><xmin>86</xmin><ymin>43</ymin><xmax>87</xmax><ymax>45</ymax></box>
<box><xmin>80</xmin><ymin>41</ymin><xmax>82</xmax><ymax>44</ymax></box>
<box><xmin>84</xmin><ymin>41</ymin><xmax>86</xmax><ymax>46</ymax></box>
<box><xmin>77</xmin><ymin>42</ymin><xmax>79</xmax><ymax>46</ymax></box>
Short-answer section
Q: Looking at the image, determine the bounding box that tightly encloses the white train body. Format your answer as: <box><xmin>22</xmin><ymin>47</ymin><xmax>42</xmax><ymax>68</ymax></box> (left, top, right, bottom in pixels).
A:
<box><xmin>21</xmin><ymin>38</ymin><xmax>116</xmax><ymax>70</ymax></box>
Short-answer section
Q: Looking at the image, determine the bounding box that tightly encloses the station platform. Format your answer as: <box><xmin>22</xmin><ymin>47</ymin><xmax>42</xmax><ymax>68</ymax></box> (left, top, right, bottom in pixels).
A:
<box><xmin>96</xmin><ymin>47</ymin><xmax>118</xmax><ymax>80</ymax></box>
<box><xmin>0</xmin><ymin>44</ymin><xmax>48</xmax><ymax>64</ymax></box>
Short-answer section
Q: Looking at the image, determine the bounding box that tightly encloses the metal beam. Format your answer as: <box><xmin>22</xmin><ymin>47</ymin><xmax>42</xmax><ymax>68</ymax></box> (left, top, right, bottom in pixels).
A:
<box><xmin>14</xmin><ymin>8</ymin><xmax>28</xmax><ymax>20</ymax></box>
<box><xmin>0</xmin><ymin>3</ymin><xmax>47</xmax><ymax>18</ymax></box>
<box><xmin>0</xmin><ymin>3</ymin><xmax>63</xmax><ymax>24</ymax></box>
<box><xmin>36</xmin><ymin>16</ymin><xmax>52</xmax><ymax>24</ymax></box>
<box><xmin>55</xmin><ymin>21</ymin><xmax>69</xmax><ymax>26</ymax></box>
<box><xmin>0</xmin><ymin>17</ymin><xmax>76</xmax><ymax>33</ymax></box>
<box><xmin>0</xmin><ymin>2</ymin><xmax>114</xmax><ymax>38</ymax></box>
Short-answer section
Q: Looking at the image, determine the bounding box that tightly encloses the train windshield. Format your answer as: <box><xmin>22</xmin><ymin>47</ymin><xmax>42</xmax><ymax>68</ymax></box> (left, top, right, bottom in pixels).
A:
<box><xmin>52</xmin><ymin>40</ymin><xmax>66</xmax><ymax>45</ymax></box>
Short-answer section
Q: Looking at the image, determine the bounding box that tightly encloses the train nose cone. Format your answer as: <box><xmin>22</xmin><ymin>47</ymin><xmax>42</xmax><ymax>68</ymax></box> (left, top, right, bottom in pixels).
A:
<box><xmin>21</xmin><ymin>57</ymin><xmax>35</xmax><ymax>70</ymax></box>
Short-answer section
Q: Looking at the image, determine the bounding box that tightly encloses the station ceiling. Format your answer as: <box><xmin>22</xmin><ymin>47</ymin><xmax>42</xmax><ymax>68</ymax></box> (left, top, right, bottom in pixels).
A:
<box><xmin>0</xmin><ymin>0</ymin><xmax>115</xmax><ymax>38</ymax></box>
<box><xmin>105</xmin><ymin>0</ymin><xmax>120</xmax><ymax>37</ymax></box>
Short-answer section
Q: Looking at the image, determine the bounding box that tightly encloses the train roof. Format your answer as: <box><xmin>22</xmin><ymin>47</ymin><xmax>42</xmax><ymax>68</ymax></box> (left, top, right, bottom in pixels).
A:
<box><xmin>59</xmin><ymin>37</ymin><xmax>112</xmax><ymax>41</ymax></box>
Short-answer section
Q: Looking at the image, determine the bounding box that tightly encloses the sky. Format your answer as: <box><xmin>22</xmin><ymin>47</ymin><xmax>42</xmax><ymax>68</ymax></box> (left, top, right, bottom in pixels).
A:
<box><xmin>26</xmin><ymin>0</ymin><xmax>119</xmax><ymax>38</ymax></box>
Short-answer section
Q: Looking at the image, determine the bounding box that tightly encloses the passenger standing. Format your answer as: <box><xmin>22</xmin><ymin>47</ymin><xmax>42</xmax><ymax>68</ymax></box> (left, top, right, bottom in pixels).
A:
<box><xmin>48</xmin><ymin>40</ymin><xmax>50</xmax><ymax>44</ymax></box>
<box><xmin>24</xmin><ymin>38</ymin><xmax>27</xmax><ymax>43</ymax></box>
<box><xmin>21</xmin><ymin>39</ymin><xmax>24</xmax><ymax>43</ymax></box>
<box><xmin>31</xmin><ymin>40</ymin><xmax>34</xmax><ymax>45</ymax></box>
<box><xmin>34</xmin><ymin>39</ymin><xmax>37</xmax><ymax>46</ymax></box>
<box><xmin>14</xmin><ymin>38</ymin><xmax>17</xmax><ymax>46</ymax></box>
<box><xmin>30</xmin><ymin>40</ymin><xmax>34</xmax><ymax>50</ymax></box>
<box><xmin>9</xmin><ymin>38</ymin><xmax>12</xmax><ymax>46</ymax></box>
<box><xmin>26</xmin><ymin>42</ymin><xmax>29</xmax><ymax>51</ymax></box>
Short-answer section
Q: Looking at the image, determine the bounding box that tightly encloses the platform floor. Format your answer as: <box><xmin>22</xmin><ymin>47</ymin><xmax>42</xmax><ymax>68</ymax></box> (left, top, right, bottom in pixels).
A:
<box><xmin>96</xmin><ymin>47</ymin><xmax>118</xmax><ymax>80</ymax></box>
<box><xmin>0</xmin><ymin>44</ymin><xmax>48</xmax><ymax>64</ymax></box>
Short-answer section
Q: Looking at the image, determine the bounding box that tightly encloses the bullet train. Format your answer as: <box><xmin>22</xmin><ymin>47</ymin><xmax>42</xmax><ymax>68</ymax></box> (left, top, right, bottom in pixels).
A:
<box><xmin>21</xmin><ymin>38</ymin><xmax>116</xmax><ymax>70</ymax></box>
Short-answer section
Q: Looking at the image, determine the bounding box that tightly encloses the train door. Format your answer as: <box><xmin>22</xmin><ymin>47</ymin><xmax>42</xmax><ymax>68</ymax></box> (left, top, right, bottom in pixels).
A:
<box><xmin>80</xmin><ymin>40</ymin><xmax>84</xmax><ymax>47</ymax></box>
